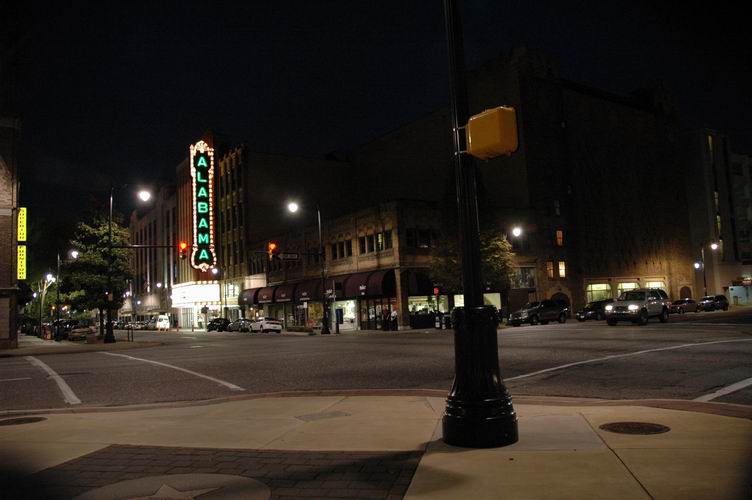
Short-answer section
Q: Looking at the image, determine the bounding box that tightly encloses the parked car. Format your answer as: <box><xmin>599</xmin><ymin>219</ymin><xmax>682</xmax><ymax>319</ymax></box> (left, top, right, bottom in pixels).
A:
<box><xmin>156</xmin><ymin>314</ymin><xmax>171</xmax><ymax>331</ymax></box>
<box><xmin>68</xmin><ymin>320</ymin><xmax>96</xmax><ymax>341</ymax></box>
<box><xmin>144</xmin><ymin>317</ymin><xmax>158</xmax><ymax>330</ymax></box>
<box><xmin>52</xmin><ymin>319</ymin><xmax>78</xmax><ymax>340</ymax></box>
<box><xmin>207</xmin><ymin>318</ymin><xmax>231</xmax><ymax>332</ymax></box>
<box><xmin>250</xmin><ymin>318</ymin><xmax>284</xmax><ymax>333</ymax></box>
<box><xmin>697</xmin><ymin>296</ymin><xmax>717</xmax><ymax>311</ymax></box>
<box><xmin>575</xmin><ymin>299</ymin><xmax>614</xmax><ymax>321</ymax></box>
<box><xmin>604</xmin><ymin>288</ymin><xmax>671</xmax><ymax>326</ymax></box>
<box><xmin>509</xmin><ymin>300</ymin><xmax>568</xmax><ymax>327</ymax></box>
<box><xmin>227</xmin><ymin>318</ymin><xmax>253</xmax><ymax>332</ymax></box>
<box><xmin>713</xmin><ymin>294</ymin><xmax>730</xmax><ymax>311</ymax></box>
<box><xmin>670</xmin><ymin>298</ymin><xmax>698</xmax><ymax>314</ymax></box>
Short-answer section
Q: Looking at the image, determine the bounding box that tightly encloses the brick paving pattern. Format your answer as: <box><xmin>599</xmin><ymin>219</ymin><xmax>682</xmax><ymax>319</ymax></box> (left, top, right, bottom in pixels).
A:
<box><xmin>21</xmin><ymin>445</ymin><xmax>423</xmax><ymax>499</ymax></box>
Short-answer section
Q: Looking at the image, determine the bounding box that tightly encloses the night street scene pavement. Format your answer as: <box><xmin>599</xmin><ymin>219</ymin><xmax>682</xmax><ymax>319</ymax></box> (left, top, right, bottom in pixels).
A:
<box><xmin>1</xmin><ymin>1</ymin><xmax>751</xmax><ymax>499</ymax></box>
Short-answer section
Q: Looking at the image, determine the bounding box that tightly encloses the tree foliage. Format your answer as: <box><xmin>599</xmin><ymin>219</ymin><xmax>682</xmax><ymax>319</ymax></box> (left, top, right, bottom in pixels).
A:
<box><xmin>61</xmin><ymin>212</ymin><xmax>132</xmax><ymax>317</ymax></box>
<box><xmin>429</xmin><ymin>228</ymin><xmax>515</xmax><ymax>295</ymax></box>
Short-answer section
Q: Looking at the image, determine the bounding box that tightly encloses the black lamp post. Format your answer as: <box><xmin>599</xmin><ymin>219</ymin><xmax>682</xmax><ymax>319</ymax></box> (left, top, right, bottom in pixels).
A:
<box><xmin>441</xmin><ymin>0</ymin><xmax>518</xmax><ymax>448</ymax></box>
<box><xmin>288</xmin><ymin>201</ymin><xmax>330</xmax><ymax>335</ymax></box>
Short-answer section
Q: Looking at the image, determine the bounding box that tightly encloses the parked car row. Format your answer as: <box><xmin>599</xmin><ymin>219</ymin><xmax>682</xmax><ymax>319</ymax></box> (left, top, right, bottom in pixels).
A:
<box><xmin>511</xmin><ymin>288</ymin><xmax>732</xmax><ymax>328</ymax></box>
<box><xmin>207</xmin><ymin>317</ymin><xmax>284</xmax><ymax>333</ymax></box>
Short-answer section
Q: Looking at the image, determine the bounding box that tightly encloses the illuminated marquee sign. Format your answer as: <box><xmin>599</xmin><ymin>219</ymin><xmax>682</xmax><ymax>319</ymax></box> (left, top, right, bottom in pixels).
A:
<box><xmin>17</xmin><ymin>245</ymin><xmax>26</xmax><ymax>280</ymax></box>
<box><xmin>189</xmin><ymin>140</ymin><xmax>217</xmax><ymax>272</ymax></box>
<box><xmin>17</xmin><ymin>207</ymin><xmax>27</xmax><ymax>280</ymax></box>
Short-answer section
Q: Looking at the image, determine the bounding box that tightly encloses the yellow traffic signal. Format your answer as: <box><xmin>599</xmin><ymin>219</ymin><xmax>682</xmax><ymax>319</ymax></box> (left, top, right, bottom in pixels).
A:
<box><xmin>178</xmin><ymin>241</ymin><xmax>189</xmax><ymax>260</ymax></box>
<box><xmin>466</xmin><ymin>106</ymin><xmax>518</xmax><ymax>160</ymax></box>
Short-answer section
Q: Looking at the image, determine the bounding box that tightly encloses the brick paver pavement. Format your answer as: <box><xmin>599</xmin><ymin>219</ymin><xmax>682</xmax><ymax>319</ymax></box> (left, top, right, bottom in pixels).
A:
<box><xmin>7</xmin><ymin>445</ymin><xmax>423</xmax><ymax>499</ymax></box>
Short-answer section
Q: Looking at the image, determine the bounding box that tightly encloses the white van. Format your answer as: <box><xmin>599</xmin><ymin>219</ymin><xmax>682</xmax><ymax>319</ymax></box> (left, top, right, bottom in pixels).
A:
<box><xmin>156</xmin><ymin>315</ymin><xmax>171</xmax><ymax>331</ymax></box>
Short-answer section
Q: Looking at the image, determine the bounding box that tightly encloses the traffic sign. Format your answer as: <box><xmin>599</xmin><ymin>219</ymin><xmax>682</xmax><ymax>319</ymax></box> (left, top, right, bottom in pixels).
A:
<box><xmin>277</xmin><ymin>252</ymin><xmax>300</xmax><ymax>261</ymax></box>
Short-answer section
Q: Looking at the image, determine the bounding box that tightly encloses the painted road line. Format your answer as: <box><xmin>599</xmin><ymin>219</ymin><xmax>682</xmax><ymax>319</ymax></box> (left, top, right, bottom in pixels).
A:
<box><xmin>101</xmin><ymin>352</ymin><xmax>245</xmax><ymax>391</ymax></box>
<box><xmin>694</xmin><ymin>376</ymin><xmax>752</xmax><ymax>402</ymax></box>
<box><xmin>506</xmin><ymin>338</ymin><xmax>752</xmax><ymax>382</ymax></box>
<box><xmin>0</xmin><ymin>377</ymin><xmax>31</xmax><ymax>382</ymax></box>
<box><xmin>25</xmin><ymin>356</ymin><xmax>82</xmax><ymax>405</ymax></box>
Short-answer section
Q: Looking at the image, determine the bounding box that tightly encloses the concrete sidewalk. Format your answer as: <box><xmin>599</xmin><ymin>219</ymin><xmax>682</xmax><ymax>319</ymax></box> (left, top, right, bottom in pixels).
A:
<box><xmin>0</xmin><ymin>334</ymin><xmax>162</xmax><ymax>357</ymax></box>
<box><xmin>0</xmin><ymin>394</ymin><xmax>750</xmax><ymax>499</ymax></box>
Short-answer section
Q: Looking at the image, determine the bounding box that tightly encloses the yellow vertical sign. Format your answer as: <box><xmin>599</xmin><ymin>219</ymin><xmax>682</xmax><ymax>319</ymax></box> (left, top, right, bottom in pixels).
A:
<box><xmin>17</xmin><ymin>245</ymin><xmax>26</xmax><ymax>280</ymax></box>
<box><xmin>17</xmin><ymin>207</ymin><xmax>27</xmax><ymax>242</ymax></box>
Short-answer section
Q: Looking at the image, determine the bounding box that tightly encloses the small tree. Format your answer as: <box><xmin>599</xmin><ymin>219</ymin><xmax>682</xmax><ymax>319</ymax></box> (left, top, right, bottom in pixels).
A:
<box><xmin>429</xmin><ymin>228</ymin><xmax>515</xmax><ymax>303</ymax></box>
<box><xmin>62</xmin><ymin>212</ymin><xmax>132</xmax><ymax>337</ymax></box>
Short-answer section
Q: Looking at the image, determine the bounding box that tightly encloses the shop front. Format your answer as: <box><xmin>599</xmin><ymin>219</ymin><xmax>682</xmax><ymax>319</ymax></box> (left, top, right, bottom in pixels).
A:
<box><xmin>345</xmin><ymin>270</ymin><xmax>396</xmax><ymax>331</ymax></box>
<box><xmin>404</xmin><ymin>270</ymin><xmax>446</xmax><ymax>329</ymax></box>
<box><xmin>171</xmin><ymin>281</ymin><xmax>221</xmax><ymax>329</ymax></box>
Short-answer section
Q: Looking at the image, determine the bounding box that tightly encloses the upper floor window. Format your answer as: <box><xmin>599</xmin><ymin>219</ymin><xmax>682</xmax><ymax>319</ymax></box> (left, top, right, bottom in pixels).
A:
<box><xmin>555</xmin><ymin>230</ymin><xmax>564</xmax><ymax>247</ymax></box>
<box><xmin>558</xmin><ymin>261</ymin><xmax>567</xmax><ymax>279</ymax></box>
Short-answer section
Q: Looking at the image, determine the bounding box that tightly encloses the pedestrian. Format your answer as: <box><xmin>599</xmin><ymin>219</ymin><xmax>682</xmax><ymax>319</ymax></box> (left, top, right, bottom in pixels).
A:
<box><xmin>382</xmin><ymin>308</ymin><xmax>390</xmax><ymax>331</ymax></box>
<box><xmin>390</xmin><ymin>308</ymin><xmax>398</xmax><ymax>331</ymax></box>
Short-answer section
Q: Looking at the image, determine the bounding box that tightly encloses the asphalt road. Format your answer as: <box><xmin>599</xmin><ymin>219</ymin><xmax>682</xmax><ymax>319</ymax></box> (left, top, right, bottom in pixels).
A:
<box><xmin>2</xmin><ymin>308</ymin><xmax>751</xmax><ymax>412</ymax></box>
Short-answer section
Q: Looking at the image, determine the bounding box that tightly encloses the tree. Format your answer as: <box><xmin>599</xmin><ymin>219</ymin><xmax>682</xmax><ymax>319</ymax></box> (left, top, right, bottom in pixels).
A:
<box><xmin>62</xmin><ymin>212</ymin><xmax>132</xmax><ymax>337</ymax></box>
<box><xmin>429</xmin><ymin>227</ymin><xmax>515</xmax><ymax>300</ymax></box>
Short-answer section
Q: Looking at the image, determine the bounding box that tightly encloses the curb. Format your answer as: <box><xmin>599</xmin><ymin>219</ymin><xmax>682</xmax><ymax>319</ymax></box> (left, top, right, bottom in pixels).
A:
<box><xmin>0</xmin><ymin>341</ymin><xmax>163</xmax><ymax>358</ymax></box>
<box><xmin>1</xmin><ymin>389</ymin><xmax>749</xmax><ymax>420</ymax></box>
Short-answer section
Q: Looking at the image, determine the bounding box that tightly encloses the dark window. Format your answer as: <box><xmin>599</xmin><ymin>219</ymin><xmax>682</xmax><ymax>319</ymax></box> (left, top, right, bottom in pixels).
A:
<box><xmin>344</xmin><ymin>240</ymin><xmax>352</xmax><ymax>257</ymax></box>
<box><xmin>418</xmin><ymin>229</ymin><xmax>431</xmax><ymax>248</ymax></box>
<box><xmin>406</xmin><ymin>229</ymin><xmax>417</xmax><ymax>248</ymax></box>
<box><xmin>331</xmin><ymin>243</ymin><xmax>338</xmax><ymax>259</ymax></box>
<box><xmin>367</xmin><ymin>234</ymin><xmax>375</xmax><ymax>253</ymax></box>
<box><xmin>337</xmin><ymin>241</ymin><xmax>345</xmax><ymax>259</ymax></box>
<box><xmin>383</xmin><ymin>230</ymin><xmax>393</xmax><ymax>249</ymax></box>
<box><xmin>359</xmin><ymin>236</ymin><xmax>366</xmax><ymax>254</ymax></box>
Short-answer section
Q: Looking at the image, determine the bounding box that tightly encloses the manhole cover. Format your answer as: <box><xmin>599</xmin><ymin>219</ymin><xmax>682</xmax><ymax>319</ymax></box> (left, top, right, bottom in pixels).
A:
<box><xmin>0</xmin><ymin>417</ymin><xmax>47</xmax><ymax>426</ymax></box>
<box><xmin>599</xmin><ymin>421</ymin><xmax>670</xmax><ymax>435</ymax></box>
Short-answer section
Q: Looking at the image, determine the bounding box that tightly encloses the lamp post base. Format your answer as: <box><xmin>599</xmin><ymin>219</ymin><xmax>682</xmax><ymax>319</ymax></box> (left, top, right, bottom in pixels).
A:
<box><xmin>442</xmin><ymin>306</ymin><xmax>518</xmax><ymax>448</ymax></box>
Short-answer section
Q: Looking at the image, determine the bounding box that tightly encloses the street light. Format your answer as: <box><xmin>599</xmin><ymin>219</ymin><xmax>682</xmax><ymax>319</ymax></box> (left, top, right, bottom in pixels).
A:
<box><xmin>698</xmin><ymin>241</ymin><xmax>719</xmax><ymax>296</ymax></box>
<box><xmin>55</xmin><ymin>249</ymin><xmax>79</xmax><ymax>339</ymax></box>
<box><xmin>287</xmin><ymin>201</ymin><xmax>330</xmax><ymax>335</ymax></box>
<box><xmin>106</xmin><ymin>186</ymin><xmax>152</xmax><ymax>343</ymax></box>
<box><xmin>511</xmin><ymin>226</ymin><xmax>522</xmax><ymax>238</ymax></box>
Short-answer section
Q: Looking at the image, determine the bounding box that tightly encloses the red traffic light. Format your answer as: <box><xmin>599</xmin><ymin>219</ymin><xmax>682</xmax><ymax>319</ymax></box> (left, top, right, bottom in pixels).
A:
<box><xmin>267</xmin><ymin>241</ymin><xmax>279</xmax><ymax>260</ymax></box>
<box><xmin>178</xmin><ymin>241</ymin><xmax>189</xmax><ymax>260</ymax></box>
<box><xmin>433</xmin><ymin>287</ymin><xmax>440</xmax><ymax>296</ymax></box>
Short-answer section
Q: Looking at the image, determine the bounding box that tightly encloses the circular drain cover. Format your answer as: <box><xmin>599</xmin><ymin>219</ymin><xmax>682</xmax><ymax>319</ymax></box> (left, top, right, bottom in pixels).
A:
<box><xmin>0</xmin><ymin>417</ymin><xmax>47</xmax><ymax>426</ymax></box>
<box><xmin>599</xmin><ymin>421</ymin><xmax>670</xmax><ymax>435</ymax></box>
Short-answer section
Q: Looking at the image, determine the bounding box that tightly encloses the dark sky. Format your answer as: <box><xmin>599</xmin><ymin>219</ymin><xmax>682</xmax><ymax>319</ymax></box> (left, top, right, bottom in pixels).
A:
<box><xmin>12</xmin><ymin>0</ymin><xmax>751</xmax><ymax>272</ymax></box>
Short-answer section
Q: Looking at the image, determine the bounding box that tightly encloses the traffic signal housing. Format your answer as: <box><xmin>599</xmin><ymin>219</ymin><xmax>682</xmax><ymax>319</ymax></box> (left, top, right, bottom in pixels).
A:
<box><xmin>267</xmin><ymin>241</ymin><xmax>279</xmax><ymax>260</ymax></box>
<box><xmin>178</xmin><ymin>241</ymin><xmax>189</xmax><ymax>260</ymax></box>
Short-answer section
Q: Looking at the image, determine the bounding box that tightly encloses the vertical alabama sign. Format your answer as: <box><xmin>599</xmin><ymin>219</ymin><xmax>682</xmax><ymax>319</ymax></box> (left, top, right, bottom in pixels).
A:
<box><xmin>190</xmin><ymin>140</ymin><xmax>217</xmax><ymax>272</ymax></box>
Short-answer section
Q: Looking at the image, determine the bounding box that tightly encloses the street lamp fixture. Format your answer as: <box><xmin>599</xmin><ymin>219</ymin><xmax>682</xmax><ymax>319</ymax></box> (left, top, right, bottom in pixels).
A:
<box><xmin>287</xmin><ymin>200</ymin><xmax>330</xmax><ymax>335</ymax></box>
<box><xmin>156</xmin><ymin>282</ymin><xmax>163</xmax><ymax>288</ymax></box>
<box><xmin>511</xmin><ymin>226</ymin><xmax>522</xmax><ymax>238</ymax></box>
<box><xmin>710</xmin><ymin>242</ymin><xmax>719</xmax><ymax>251</ymax></box>
<box><xmin>105</xmin><ymin>187</ymin><xmax>152</xmax><ymax>343</ymax></box>
<box><xmin>694</xmin><ymin>262</ymin><xmax>701</xmax><ymax>270</ymax></box>
<box><xmin>211</xmin><ymin>268</ymin><xmax>220</xmax><ymax>276</ymax></box>
<box><xmin>46</xmin><ymin>273</ymin><xmax>55</xmax><ymax>282</ymax></box>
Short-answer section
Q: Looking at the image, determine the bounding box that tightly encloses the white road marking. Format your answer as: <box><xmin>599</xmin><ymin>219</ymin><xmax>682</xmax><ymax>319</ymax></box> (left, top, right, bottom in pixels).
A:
<box><xmin>101</xmin><ymin>352</ymin><xmax>245</xmax><ymax>391</ymax></box>
<box><xmin>25</xmin><ymin>356</ymin><xmax>82</xmax><ymax>405</ymax></box>
<box><xmin>0</xmin><ymin>377</ymin><xmax>31</xmax><ymax>382</ymax></box>
<box><xmin>190</xmin><ymin>345</ymin><xmax>205</xmax><ymax>348</ymax></box>
<box><xmin>694</xmin><ymin>376</ymin><xmax>752</xmax><ymax>402</ymax></box>
<box><xmin>506</xmin><ymin>338</ymin><xmax>752</xmax><ymax>382</ymax></box>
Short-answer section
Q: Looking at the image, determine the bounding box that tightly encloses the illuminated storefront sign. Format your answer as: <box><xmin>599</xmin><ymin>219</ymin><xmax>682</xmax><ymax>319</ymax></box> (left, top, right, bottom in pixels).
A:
<box><xmin>17</xmin><ymin>207</ymin><xmax>27</xmax><ymax>242</ymax></box>
<box><xmin>17</xmin><ymin>207</ymin><xmax>27</xmax><ymax>280</ymax></box>
<box><xmin>189</xmin><ymin>140</ymin><xmax>217</xmax><ymax>272</ymax></box>
<box><xmin>17</xmin><ymin>245</ymin><xmax>26</xmax><ymax>280</ymax></box>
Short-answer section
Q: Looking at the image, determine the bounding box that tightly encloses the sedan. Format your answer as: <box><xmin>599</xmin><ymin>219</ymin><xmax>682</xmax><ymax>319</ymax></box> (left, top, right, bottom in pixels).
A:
<box><xmin>670</xmin><ymin>298</ymin><xmax>698</xmax><ymax>314</ymax></box>
<box><xmin>250</xmin><ymin>318</ymin><xmax>284</xmax><ymax>333</ymax></box>
<box><xmin>575</xmin><ymin>299</ymin><xmax>613</xmax><ymax>321</ymax></box>
<box><xmin>697</xmin><ymin>296</ymin><xmax>717</xmax><ymax>312</ymax></box>
<box><xmin>207</xmin><ymin>318</ymin><xmax>231</xmax><ymax>332</ymax></box>
<box><xmin>227</xmin><ymin>319</ymin><xmax>253</xmax><ymax>332</ymax></box>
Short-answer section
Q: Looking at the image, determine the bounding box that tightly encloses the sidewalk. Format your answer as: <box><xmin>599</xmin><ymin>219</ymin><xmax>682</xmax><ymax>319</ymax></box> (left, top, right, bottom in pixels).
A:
<box><xmin>0</xmin><ymin>334</ymin><xmax>162</xmax><ymax>358</ymax></box>
<box><xmin>0</xmin><ymin>393</ymin><xmax>750</xmax><ymax>499</ymax></box>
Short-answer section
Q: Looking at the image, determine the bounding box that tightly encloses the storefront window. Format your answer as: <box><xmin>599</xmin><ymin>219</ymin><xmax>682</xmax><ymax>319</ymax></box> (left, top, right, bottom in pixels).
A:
<box><xmin>645</xmin><ymin>281</ymin><xmax>666</xmax><ymax>290</ymax></box>
<box><xmin>617</xmin><ymin>282</ymin><xmax>639</xmax><ymax>295</ymax></box>
<box><xmin>332</xmin><ymin>300</ymin><xmax>358</xmax><ymax>330</ymax></box>
<box><xmin>586</xmin><ymin>283</ymin><xmax>612</xmax><ymax>302</ymax></box>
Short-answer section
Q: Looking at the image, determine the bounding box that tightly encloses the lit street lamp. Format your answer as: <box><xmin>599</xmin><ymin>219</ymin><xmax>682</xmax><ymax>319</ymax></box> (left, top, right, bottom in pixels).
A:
<box><xmin>511</xmin><ymin>226</ymin><xmax>522</xmax><ymax>238</ymax></box>
<box><xmin>55</xmin><ymin>249</ymin><xmax>79</xmax><ymax>339</ymax></box>
<box><xmin>698</xmin><ymin>241</ymin><xmax>719</xmax><ymax>296</ymax></box>
<box><xmin>106</xmin><ymin>186</ymin><xmax>152</xmax><ymax>343</ymax></box>
<box><xmin>287</xmin><ymin>201</ymin><xmax>330</xmax><ymax>335</ymax></box>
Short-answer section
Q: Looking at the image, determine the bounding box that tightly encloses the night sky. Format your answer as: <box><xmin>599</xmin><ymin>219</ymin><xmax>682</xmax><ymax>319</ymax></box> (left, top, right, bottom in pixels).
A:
<box><xmin>11</xmin><ymin>0</ymin><xmax>750</xmax><ymax>274</ymax></box>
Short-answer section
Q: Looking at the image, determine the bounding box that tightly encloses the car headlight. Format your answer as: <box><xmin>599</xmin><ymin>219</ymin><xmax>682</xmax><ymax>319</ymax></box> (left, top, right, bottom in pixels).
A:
<box><xmin>605</xmin><ymin>305</ymin><xmax>613</xmax><ymax>311</ymax></box>
<box><xmin>628</xmin><ymin>304</ymin><xmax>640</xmax><ymax>311</ymax></box>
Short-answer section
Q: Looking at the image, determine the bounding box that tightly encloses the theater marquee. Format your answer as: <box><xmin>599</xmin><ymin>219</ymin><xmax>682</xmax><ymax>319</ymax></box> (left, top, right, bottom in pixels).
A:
<box><xmin>190</xmin><ymin>140</ymin><xmax>217</xmax><ymax>272</ymax></box>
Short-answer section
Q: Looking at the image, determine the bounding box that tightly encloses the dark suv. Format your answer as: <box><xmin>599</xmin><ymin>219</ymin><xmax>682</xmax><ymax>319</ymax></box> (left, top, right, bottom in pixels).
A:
<box><xmin>713</xmin><ymin>295</ymin><xmax>730</xmax><ymax>311</ymax></box>
<box><xmin>510</xmin><ymin>300</ymin><xmax>568</xmax><ymax>326</ymax></box>
<box><xmin>207</xmin><ymin>318</ymin><xmax>231</xmax><ymax>332</ymax></box>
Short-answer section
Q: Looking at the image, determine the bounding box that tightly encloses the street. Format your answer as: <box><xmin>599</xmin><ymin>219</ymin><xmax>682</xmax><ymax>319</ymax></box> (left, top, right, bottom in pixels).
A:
<box><xmin>2</xmin><ymin>309</ymin><xmax>751</xmax><ymax>413</ymax></box>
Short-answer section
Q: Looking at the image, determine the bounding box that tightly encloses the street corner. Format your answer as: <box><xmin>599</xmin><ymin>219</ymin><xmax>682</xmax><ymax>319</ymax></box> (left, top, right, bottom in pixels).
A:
<box><xmin>22</xmin><ymin>444</ymin><xmax>422</xmax><ymax>500</ymax></box>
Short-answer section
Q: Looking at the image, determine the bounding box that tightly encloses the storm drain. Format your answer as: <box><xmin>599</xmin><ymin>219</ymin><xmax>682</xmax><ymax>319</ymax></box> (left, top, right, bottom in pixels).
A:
<box><xmin>599</xmin><ymin>421</ymin><xmax>670</xmax><ymax>435</ymax></box>
<box><xmin>0</xmin><ymin>417</ymin><xmax>47</xmax><ymax>426</ymax></box>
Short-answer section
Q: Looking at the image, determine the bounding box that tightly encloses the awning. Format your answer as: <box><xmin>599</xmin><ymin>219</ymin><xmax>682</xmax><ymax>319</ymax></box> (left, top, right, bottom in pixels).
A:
<box><xmin>294</xmin><ymin>279</ymin><xmax>322</xmax><ymax>302</ymax></box>
<box><xmin>407</xmin><ymin>270</ymin><xmax>434</xmax><ymax>296</ymax></box>
<box><xmin>274</xmin><ymin>283</ymin><xmax>296</xmax><ymax>302</ymax></box>
<box><xmin>257</xmin><ymin>287</ymin><xmax>275</xmax><ymax>304</ymax></box>
<box><xmin>238</xmin><ymin>288</ymin><xmax>261</xmax><ymax>305</ymax></box>
<box><xmin>343</xmin><ymin>271</ymin><xmax>372</xmax><ymax>298</ymax></box>
<box><xmin>342</xmin><ymin>269</ymin><xmax>396</xmax><ymax>298</ymax></box>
